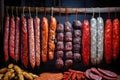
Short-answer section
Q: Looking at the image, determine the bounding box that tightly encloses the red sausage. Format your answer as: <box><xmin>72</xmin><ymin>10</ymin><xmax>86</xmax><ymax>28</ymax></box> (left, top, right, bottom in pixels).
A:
<box><xmin>21</xmin><ymin>16</ymin><xmax>28</xmax><ymax>67</ymax></box>
<box><xmin>4</xmin><ymin>16</ymin><xmax>9</xmax><ymax>62</ymax></box>
<box><xmin>28</xmin><ymin>18</ymin><xmax>35</xmax><ymax>68</ymax></box>
<box><xmin>15</xmin><ymin>16</ymin><xmax>20</xmax><ymax>62</ymax></box>
<box><xmin>82</xmin><ymin>20</ymin><xmax>90</xmax><ymax>66</ymax></box>
<box><xmin>112</xmin><ymin>18</ymin><xmax>120</xmax><ymax>61</ymax></box>
<box><xmin>9</xmin><ymin>16</ymin><xmax>15</xmax><ymax>59</ymax></box>
<box><xmin>34</xmin><ymin>17</ymin><xmax>40</xmax><ymax>67</ymax></box>
<box><xmin>104</xmin><ymin>19</ymin><xmax>112</xmax><ymax>64</ymax></box>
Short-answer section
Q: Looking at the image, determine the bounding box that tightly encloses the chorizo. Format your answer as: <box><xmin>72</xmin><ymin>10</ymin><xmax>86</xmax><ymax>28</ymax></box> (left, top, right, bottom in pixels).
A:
<box><xmin>104</xmin><ymin>19</ymin><xmax>112</xmax><ymax>64</ymax></box>
<box><xmin>34</xmin><ymin>17</ymin><xmax>40</xmax><ymax>67</ymax></box>
<box><xmin>82</xmin><ymin>20</ymin><xmax>90</xmax><ymax>66</ymax></box>
<box><xmin>9</xmin><ymin>16</ymin><xmax>15</xmax><ymax>59</ymax></box>
<box><xmin>28</xmin><ymin>18</ymin><xmax>35</xmax><ymax>68</ymax></box>
<box><xmin>41</xmin><ymin>17</ymin><xmax>48</xmax><ymax>62</ymax></box>
<box><xmin>48</xmin><ymin>16</ymin><xmax>57</xmax><ymax>60</ymax></box>
<box><xmin>112</xmin><ymin>18</ymin><xmax>120</xmax><ymax>61</ymax></box>
<box><xmin>15</xmin><ymin>16</ymin><xmax>20</xmax><ymax>62</ymax></box>
<box><xmin>21</xmin><ymin>16</ymin><xmax>28</xmax><ymax>67</ymax></box>
<box><xmin>4</xmin><ymin>16</ymin><xmax>9</xmax><ymax>62</ymax></box>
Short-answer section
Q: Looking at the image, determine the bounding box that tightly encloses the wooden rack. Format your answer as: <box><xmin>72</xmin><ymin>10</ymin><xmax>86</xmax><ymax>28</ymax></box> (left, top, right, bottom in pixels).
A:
<box><xmin>6</xmin><ymin>6</ymin><xmax>120</xmax><ymax>14</ymax></box>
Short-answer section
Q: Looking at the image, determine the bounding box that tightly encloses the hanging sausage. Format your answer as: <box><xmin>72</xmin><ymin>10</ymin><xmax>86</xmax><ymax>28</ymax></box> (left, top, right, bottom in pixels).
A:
<box><xmin>96</xmin><ymin>16</ymin><xmax>104</xmax><ymax>64</ymax></box>
<box><xmin>104</xmin><ymin>19</ymin><xmax>112</xmax><ymax>64</ymax></box>
<box><xmin>41</xmin><ymin>8</ymin><xmax>48</xmax><ymax>63</ymax></box>
<box><xmin>82</xmin><ymin>20</ymin><xmax>90</xmax><ymax>66</ymax></box>
<box><xmin>34</xmin><ymin>8</ymin><xmax>41</xmax><ymax>67</ymax></box>
<box><xmin>112</xmin><ymin>18</ymin><xmax>120</xmax><ymax>61</ymax></box>
<box><xmin>28</xmin><ymin>8</ymin><xmax>35</xmax><ymax>68</ymax></box>
<box><xmin>48</xmin><ymin>10</ymin><xmax>57</xmax><ymax>60</ymax></box>
<box><xmin>21</xmin><ymin>15</ymin><xmax>28</xmax><ymax>68</ymax></box>
<box><xmin>4</xmin><ymin>13</ymin><xmax>9</xmax><ymax>62</ymax></box>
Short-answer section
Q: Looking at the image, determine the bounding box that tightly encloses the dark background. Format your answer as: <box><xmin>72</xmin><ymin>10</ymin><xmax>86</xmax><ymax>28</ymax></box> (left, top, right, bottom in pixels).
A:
<box><xmin>0</xmin><ymin>0</ymin><xmax>120</xmax><ymax>75</ymax></box>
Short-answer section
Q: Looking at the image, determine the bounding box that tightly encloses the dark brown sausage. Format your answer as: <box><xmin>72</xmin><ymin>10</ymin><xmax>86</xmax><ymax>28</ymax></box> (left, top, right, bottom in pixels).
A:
<box><xmin>41</xmin><ymin>17</ymin><xmax>48</xmax><ymax>63</ymax></box>
<box><xmin>48</xmin><ymin>16</ymin><xmax>57</xmax><ymax>60</ymax></box>
<box><xmin>28</xmin><ymin>18</ymin><xmax>35</xmax><ymax>68</ymax></box>
<box><xmin>4</xmin><ymin>16</ymin><xmax>9</xmax><ymax>62</ymax></box>
<box><xmin>15</xmin><ymin>16</ymin><xmax>20</xmax><ymax>62</ymax></box>
<box><xmin>34</xmin><ymin>17</ymin><xmax>40</xmax><ymax>67</ymax></box>
<box><xmin>9</xmin><ymin>16</ymin><xmax>15</xmax><ymax>59</ymax></box>
<box><xmin>21</xmin><ymin>16</ymin><xmax>28</xmax><ymax>67</ymax></box>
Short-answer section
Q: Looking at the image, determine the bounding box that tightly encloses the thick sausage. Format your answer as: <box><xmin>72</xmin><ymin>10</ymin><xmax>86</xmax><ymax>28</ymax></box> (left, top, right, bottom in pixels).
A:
<box><xmin>90</xmin><ymin>17</ymin><xmax>97</xmax><ymax>65</ymax></box>
<box><xmin>82</xmin><ymin>20</ymin><xmax>90</xmax><ymax>66</ymax></box>
<box><xmin>41</xmin><ymin>17</ymin><xmax>48</xmax><ymax>62</ymax></box>
<box><xmin>104</xmin><ymin>19</ymin><xmax>112</xmax><ymax>64</ymax></box>
<box><xmin>9</xmin><ymin>16</ymin><xmax>15</xmax><ymax>59</ymax></box>
<box><xmin>15</xmin><ymin>16</ymin><xmax>20</xmax><ymax>62</ymax></box>
<box><xmin>112</xmin><ymin>18</ymin><xmax>120</xmax><ymax>61</ymax></box>
<box><xmin>48</xmin><ymin>16</ymin><xmax>57</xmax><ymax>60</ymax></box>
<box><xmin>34</xmin><ymin>17</ymin><xmax>40</xmax><ymax>67</ymax></box>
<box><xmin>28</xmin><ymin>18</ymin><xmax>35</xmax><ymax>68</ymax></box>
<box><xmin>4</xmin><ymin>16</ymin><xmax>9</xmax><ymax>62</ymax></box>
<box><xmin>21</xmin><ymin>16</ymin><xmax>28</xmax><ymax>67</ymax></box>
<box><xmin>96</xmin><ymin>17</ymin><xmax>104</xmax><ymax>64</ymax></box>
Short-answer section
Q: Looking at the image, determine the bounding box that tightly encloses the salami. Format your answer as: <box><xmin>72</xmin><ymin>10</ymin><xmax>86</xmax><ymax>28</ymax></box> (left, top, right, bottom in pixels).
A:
<box><xmin>48</xmin><ymin>16</ymin><xmax>57</xmax><ymax>60</ymax></box>
<box><xmin>104</xmin><ymin>19</ymin><xmax>112</xmax><ymax>64</ymax></box>
<box><xmin>4</xmin><ymin>16</ymin><xmax>9</xmax><ymax>62</ymax></box>
<box><xmin>21</xmin><ymin>16</ymin><xmax>28</xmax><ymax>67</ymax></box>
<box><xmin>9</xmin><ymin>16</ymin><xmax>15</xmax><ymax>59</ymax></box>
<box><xmin>28</xmin><ymin>18</ymin><xmax>35</xmax><ymax>68</ymax></box>
<box><xmin>82</xmin><ymin>20</ymin><xmax>90</xmax><ymax>66</ymax></box>
<box><xmin>112</xmin><ymin>18</ymin><xmax>120</xmax><ymax>61</ymax></box>
<box><xmin>96</xmin><ymin>17</ymin><xmax>104</xmax><ymax>64</ymax></box>
<box><xmin>41</xmin><ymin>17</ymin><xmax>48</xmax><ymax>63</ymax></box>
<box><xmin>15</xmin><ymin>16</ymin><xmax>20</xmax><ymax>62</ymax></box>
<box><xmin>90</xmin><ymin>17</ymin><xmax>97</xmax><ymax>65</ymax></box>
<box><xmin>34</xmin><ymin>17</ymin><xmax>40</xmax><ymax>67</ymax></box>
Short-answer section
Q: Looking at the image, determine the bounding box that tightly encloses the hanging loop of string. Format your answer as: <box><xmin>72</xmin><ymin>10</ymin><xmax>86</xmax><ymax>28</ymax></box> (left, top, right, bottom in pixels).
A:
<box><xmin>44</xmin><ymin>7</ymin><xmax>46</xmax><ymax>16</ymax></box>
<box><xmin>58</xmin><ymin>7</ymin><xmax>61</xmax><ymax>23</ymax></box>
<box><xmin>76</xmin><ymin>8</ymin><xmax>78</xmax><ymax>20</ymax></box>
<box><xmin>6</xmin><ymin>6</ymin><xmax>9</xmax><ymax>16</ymax></box>
<box><xmin>16</xmin><ymin>7</ymin><xmax>18</xmax><ymax>16</ymax></box>
<box><xmin>22</xmin><ymin>7</ymin><xmax>25</xmax><ymax>16</ymax></box>
<box><xmin>11</xmin><ymin>6</ymin><xmax>14</xmax><ymax>17</ymax></box>
<box><xmin>92</xmin><ymin>7</ymin><xmax>94</xmax><ymax>18</ymax></box>
<box><xmin>36</xmin><ymin>7</ymin><xmax>38</xmax><ymax>17</ymax></box>
<box><xmin>98</xmin><ymin>7</ymin><xmax>101</xmax><ymax>17</ymax></box>
<box><xmin>51</xmin><ymin>7</ymin><xmax>53</xmax><ymax>16</ymax></box>
<box><xmin>108</xmin><ymin>7</ymin><xmax>110</xmax><ymax>19</ymax></box>
<box><xmin>115</xmin><ymin>7</ymin><xmax>117</xmax><ymax>18</ymax></box>
<box><xmin>84</xmin><ymin>7</ymin><xmax>86</xmax><ymax>19</ymax></box>
<box><xmin>29</xmin><ymin>7</ymin><xmax>31</xmax><ymax>18</ymax></box>
<box><xmin>65</xmin><ymin>8</ymin><xmax>68</xmax><ymax>21</ymax></box>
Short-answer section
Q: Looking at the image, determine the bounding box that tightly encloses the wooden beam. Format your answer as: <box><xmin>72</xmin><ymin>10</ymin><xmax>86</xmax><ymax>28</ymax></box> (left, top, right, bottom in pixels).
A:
<box><xmin>6</xmin><ymin>6</ymin><xmax>120</xmax><ymax>14</ymax></box>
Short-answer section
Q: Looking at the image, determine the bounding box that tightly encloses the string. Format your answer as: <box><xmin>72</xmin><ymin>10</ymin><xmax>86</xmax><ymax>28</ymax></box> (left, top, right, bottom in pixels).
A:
<box><xmin>16</xmin><ymin>7</ymin><xmax>18</xmax><ymax>16</ymax></box>
<box><xmin>6</xmin><ymin>6</ymin><xmax>9</xmax><ymax>16</ymax></box>
<box><xmin>92</xmin><ymin>7</ymin><xmax>94</xmax><ymax>18</ymax></box>
<box><xmin>98</xmin><ymin>7</ymin><xmax>100</xmax><ymax>17</ymax></box>
<box><xmin>76</xmin><ymin>8</ymin><xmax>78</xmax><ymax>20</ymax></box>
<box><xmin>11</xmin><ymin>6</ymin><xmax>14</xmax><ymax>17</ymax></box>
<box><xmin>108</xmin><ymin>7</ymin><xmax>110</xmax><ymax>19</ymax></box>
<box><xmin>36</xmin><ymin>7</ymin><xmax>38</xmax><ymax>17</ymax></box>
<box><xmin>84</xmin><ymin>0</ymin><xmax>86</xmax><ymax>19</ymax></box>
<box><xmin>22</xmin><ymin>7</ymin><xmax>25</xmax><ymax>16</ymax></box>
<box><xmin>58</xmin><ymin>7</ymin><xmax>61</xmax><ymax>23</ymax></box>
<box><xmin>115</xmin><ymin>7</ymin><xmax>117</xmax><ymax>18</ymax></box>
<box><xmin>29</xmin><ymin>7</ymin><xmax>31</xmax><ymax>18</ymax></box>
<box><xmin>66</xmin><ymin>8</ymin><xmax>68</xmax><ymax>21</ymax></box>
<box><xmin>51</xmin><ymin>7</ymin><xmax>53</xmax><ymax>16</ymax></box>
<box><xmin>44</xmin><ymin>7</ymin><xmax>46</xmax><ymax>16</ymax></box>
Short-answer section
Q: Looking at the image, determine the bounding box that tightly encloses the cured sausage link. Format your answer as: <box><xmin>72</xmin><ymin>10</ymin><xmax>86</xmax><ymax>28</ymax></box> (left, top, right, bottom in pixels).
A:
<box><xmin>9</xmin><ymin>16</ymin><xmax>15</xmax><ymax>59</ymax></box>
<box><xmin>104</xmin><ymin>19</ymin><xmax>112</xmax><ymax>64</ymax></box>
<box><xmin>82</xmin><ymin>20</ymin><xmax>90</xmax><ymax>66</ymax></box>
<box><xmin>41</xmin><ymin>17</ymin><xmax>48</xmax><ymax>63</ymax></box>
<box><xmin>4</xmin><ymin>16</ymin><xmax>9</xmax><ymax>62</ymax></box>
<box><xmin>15</xmin><ymin>16</ymin><xmax>20</xmax><ymax>62</ymax></box>
<box><xmin>21</xmin><ymin>16</ymin><xmax>28</xmax><ymax>67</ymax></box>
<box><xmin>48</xmin><ymin>16</ymin><xmax>57</xmax><ymax>60</ymax></box>
<box><xmin>28</xmin><ymin>18</ymin><xmax>35</xmax><ymax>68</ymax></box>
<box><xmin>34</xmin><ymin>17</ymin><xmax>40</xmax><ymax>67</ymax></box>
<box><xmin>112</xmin><ymin>18</ymin><xmax>120</xmax><ymax>61</ymax></box>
